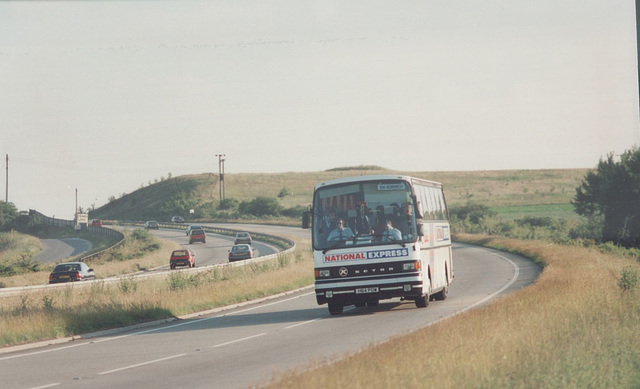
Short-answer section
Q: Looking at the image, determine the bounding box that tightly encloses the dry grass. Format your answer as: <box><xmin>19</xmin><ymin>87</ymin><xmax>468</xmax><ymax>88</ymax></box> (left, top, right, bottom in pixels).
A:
<box><xmin>0</xmin><ymin>238</ymin><xmax>314</xmax><ymax>347</ymax></box>
<box><xmin>0</xmin><ymin>231</ymin><xmax>42</xmax><ymax>259</ymax></box>
<box><xmin>264</xmin><ymin>235</ymin><xmax>640</xmax><ymax>388</ymax></box>
<box><xmin>221</xmin><ymin>168</ymin><xmax>589</xmax><ymax>209</ymax></box>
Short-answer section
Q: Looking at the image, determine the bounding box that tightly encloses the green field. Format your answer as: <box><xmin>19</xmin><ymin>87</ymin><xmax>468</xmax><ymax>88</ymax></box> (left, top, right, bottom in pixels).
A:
<box><xmin>492</xmin><ymin>203</ymin><xmax>580</xmax><ymax>220</ymax></box>
<box><xmin>90</xmin><ymin>167</ymin><xmax>590</xmax><ymax>222</ymax></box>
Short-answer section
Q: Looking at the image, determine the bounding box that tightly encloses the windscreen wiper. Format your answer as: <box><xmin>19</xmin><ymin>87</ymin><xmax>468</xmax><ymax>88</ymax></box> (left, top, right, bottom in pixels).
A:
<box><xmin>372</xmin><ymin>234</ymin><xmax>406</xmax><ymax>248</ymax></box>
<box><xmin>321</xmin><ymin>237</ymin><xmax>357</xmax><ymax>254</ymax></box>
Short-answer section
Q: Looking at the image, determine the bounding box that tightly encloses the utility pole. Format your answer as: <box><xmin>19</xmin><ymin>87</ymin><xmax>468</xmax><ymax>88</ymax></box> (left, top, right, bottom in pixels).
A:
<box><xmin>5</xmin><ymin>154</ymin><xmax>8</xmax><ymax>205</ymax></box>
<box><xmin>637</xmin><ymin>0</ymin><xmax>640</xmax><ymax>126</ymax></box>
<box><xmin>1</xmin><ymin>154</ymin><xmax>5</xmax><ymax>222</ymax></box>
<box><xmin>215</xmin><ymin>154</ymin><xmax>226</xmax><ymax>203</ymax></box>
<box><xmin>222</xmin><ymin>156</ymin><xmax>226</xmax><ymax>201</ymax></box>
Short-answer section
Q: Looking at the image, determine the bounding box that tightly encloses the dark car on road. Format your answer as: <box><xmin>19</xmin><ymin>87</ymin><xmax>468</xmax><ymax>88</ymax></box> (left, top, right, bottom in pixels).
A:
<box><xmin>228</xmin><ymin>244</ymin><xmax>253</xmax><ymax>262</ymax></box>
<box><xmin>170</xmin><ymin>249</ymin><xmax>196</xmax><ymax>269</ymax></box>
<box><xmin>144</xmin><ymin>220</ymin><xmax>159</xmax><ymax>230</ymax></box>
<box><xmin>171</xmin><ymin>216</ymin><xmax>184</xmax><ymax>223</ymax></box>
<box><xmin>189</xmin><ymin>228</ymin><xmax>206</xmax><ymax>244</ymax></box>
<box><xmin>234</xmin><ymin>232</ymin><xmax>252</xmax><ymax>245</ymax></box>
<box><xmin>186</xmin><ymin>225</ymin><xmax>202</xmax><ymax>236</ymax></box>
<box><xmin>49</xmin><ymin>262</ymin><xmax>95</xmax><ymax>284</ymax></box>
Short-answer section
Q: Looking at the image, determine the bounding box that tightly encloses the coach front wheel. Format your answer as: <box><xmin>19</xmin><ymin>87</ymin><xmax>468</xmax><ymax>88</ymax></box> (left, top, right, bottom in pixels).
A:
<box><xmin>433</xmin><ymin>285</ymin><xmax>448</xmax><ymax>301</ymax></box>
<box><xmin>415</xmin><ymin>294</ymin><xmax>429</xmax><ymax>308</ymax></box>
<box><xmin>328</xmin><ymin>302</ymin><xmax>344</xmax><ymax>315</ymax></box>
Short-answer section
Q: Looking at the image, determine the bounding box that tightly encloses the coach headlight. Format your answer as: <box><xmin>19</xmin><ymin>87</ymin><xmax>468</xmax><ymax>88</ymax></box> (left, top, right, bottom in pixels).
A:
<box><xmin>403</xmin><ymin>261</ymin><xmax>421</xmax><ymax>271</ymax></box>
<box><xmin>315</xmin><ymin>269</ymin><xmax>331</xmax><ymax>278</ymax></box>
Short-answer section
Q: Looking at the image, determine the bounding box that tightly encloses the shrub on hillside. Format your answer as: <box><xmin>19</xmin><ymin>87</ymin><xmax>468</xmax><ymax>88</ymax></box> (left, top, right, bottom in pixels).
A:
<box><xmin>239</xmin><ymin>197</ymin><xmax>282</xmax><ymax>217</ymax></box>
<box><xmin>281</xmin><ymin>206</ymin><xmax>306</xmax><ymax>219</ymax></box>
<box><xmin>516</xmin><ymin>216</ymin><xmax>554</xmax><ymax>227</ymax></box>
<box><xmin>160</xmin><ymin>192</ymin><xmax>198</xmax><ymax>220</ymax></box>
<box><xmin>618</xmin><ymin>266</ymin><xmax>639</xmax><ymax>292</ymax></box>
<box><xmin>129</xmin><ymin>229</ymin><xmax>160</xmax><ymax>253</ymax></box>
<box><xmin>218</xmin><ymin>198</ymin><xmax>240</xmax><ymax>211</ymax></box>
<box><xmin>449</xmin><ymin>202</ymin><xmax>496</xmax><ymax>224</ymax></box>
<box><xmin>569</xmin><ymin>216</ymin><xmax>603</xmax><ymax>242</ymax></box>
<box><xmin>0</xmin><ymin>201</ymin><xmax>19</xmax><ymax>230</ymax></box>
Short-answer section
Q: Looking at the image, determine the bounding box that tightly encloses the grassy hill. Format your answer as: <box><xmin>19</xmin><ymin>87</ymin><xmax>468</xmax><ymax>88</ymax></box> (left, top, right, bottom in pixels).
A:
<box><xmin>90</xmin><ymin>173</ymin><xmax>218</xmax><ymax>221</ymax></box>
<box><xmin>89</xmin><ymin>167</ymin><xmax>591</xmax><ymax>222</ymax></box>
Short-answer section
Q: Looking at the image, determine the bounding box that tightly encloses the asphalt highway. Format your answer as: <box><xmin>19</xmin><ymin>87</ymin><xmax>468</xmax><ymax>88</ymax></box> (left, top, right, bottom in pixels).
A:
<box><xmin>33</xmin><ymin>238</ymin><xmax>93</xmax><ymax>263</ymax></box>
<box><xmin>1</xmin><ymin>225</ymin><xmax>541</xmax><ymax>389</ymax></box>
<box><xmin>147</xmin><ymin>227</ymin><xmax>279</xmax><ymax>267</ymax></box>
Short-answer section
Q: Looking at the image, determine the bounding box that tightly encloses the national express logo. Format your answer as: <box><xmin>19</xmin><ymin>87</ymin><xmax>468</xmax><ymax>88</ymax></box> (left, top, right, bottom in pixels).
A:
<box><xmin>323</xmin><ymin>248</ymin><xmax>409</xmax><ymax>263</ymax></box>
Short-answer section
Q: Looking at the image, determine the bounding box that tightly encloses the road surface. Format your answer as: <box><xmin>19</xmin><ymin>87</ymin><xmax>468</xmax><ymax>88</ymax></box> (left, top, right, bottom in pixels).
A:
<box><xmin>0</xmin><ymin>227</ymin><xmax>541</xmax><ymax>389</ymax></box>
<box><xmin>147</xmin><ymin>227</ymin><xmax>279</xmax><ymax>267</ymax></box>
<box><xmin>33</xmin><ymin>238</ymin><xmax>93</xmax><ymax>263</ymax></box>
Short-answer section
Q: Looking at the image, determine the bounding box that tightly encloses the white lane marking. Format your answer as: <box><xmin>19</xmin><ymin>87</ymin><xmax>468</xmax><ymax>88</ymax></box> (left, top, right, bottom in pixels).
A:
<box><xmin>212</xmin><ymin>333</ymin><xmax>267</xmax><ymax>348</ymax></box>
<box><xmin>285</xmin><ymin>319</ymin><xmax>321</xmax><ymax>329</ymax></box>
<box><xmin>0</xmin><ymin>342</ymin><xmax>90</xmax><ymax>361</ymax></box>
<box><xmin>28</xmin><ymin>384</ymin><xmax>60</xmax><ymax>389</ymax></box>
<box><xmin>98</xmin><ymin>353</ymin><xmax>186</xmax><ymax>375</ymax></box>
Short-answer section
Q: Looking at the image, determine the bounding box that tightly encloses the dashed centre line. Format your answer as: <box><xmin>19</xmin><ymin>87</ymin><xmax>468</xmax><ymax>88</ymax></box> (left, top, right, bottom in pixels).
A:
<box><xmin>98</xmin><ymin>353</ymin><xmax>187</xmax><ymax>375</ymax></box>
<box><xmin>212</xmin><ymin>333</ymin><xmax>267</xmax><ymax>348</ymax></box>
<box><xmin>285</xmin><ymin>318</ymin><xmax>321</xmax><ymax>329</ymax></box>
<box><xmin>28</xmin><ymin>384</ymin><xmax>60</xmax><ymax>389</ymax></box>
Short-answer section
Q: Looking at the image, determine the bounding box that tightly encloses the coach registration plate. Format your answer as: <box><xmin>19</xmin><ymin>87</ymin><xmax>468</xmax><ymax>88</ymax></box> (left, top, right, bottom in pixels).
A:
<box><xmin>356</xmin><ymin>287</ymin><xmax>379</xmax><ymax>294</ymax></box>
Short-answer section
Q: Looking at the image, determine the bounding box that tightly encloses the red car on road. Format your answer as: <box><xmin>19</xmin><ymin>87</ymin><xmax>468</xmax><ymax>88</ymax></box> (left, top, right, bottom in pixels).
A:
<box><xmin>189</xmin><ymin>228</ymin><xmax>206</xmax><ymax>244</ymax></box>
<box><xmin>170</xmin><ymin>249</ymin><xmax>196</xmax><ymax>269</ymax></box>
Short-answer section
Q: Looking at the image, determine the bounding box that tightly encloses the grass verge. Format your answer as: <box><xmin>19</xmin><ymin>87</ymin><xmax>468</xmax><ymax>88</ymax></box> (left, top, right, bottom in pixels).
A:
<box><xmin>0</xmin><ymin>228</ymin><xmax>173</xmax><ymax>288</ymax></box>
<box><xmin>263</xmin><ymin>234</ymin><xmax>640</xmax><ymax>388</ymax></box>
<box><xmin>0</xmin><ymin>231</ymin><xmax>42</xmax><ymax>281</ymax></box>
<box><xmin>0</xmin><ymin>237</ymin><xmax>313</xmax><ymax>348</ymax></box>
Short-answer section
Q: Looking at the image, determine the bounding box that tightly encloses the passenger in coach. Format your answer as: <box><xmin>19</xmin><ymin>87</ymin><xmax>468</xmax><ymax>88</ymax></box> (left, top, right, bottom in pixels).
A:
<box><xmin>353</xmin><ymin>202</ymin><xmax>371</xmax><ymax>235</ymax></box>
<box><xmin>382</xmin><ymin>220</ymin><xmax>402</xmax><ymax>242</ymax></box>
<box><xmin>327</xmin><ymin>219</ymin><xmax>355</xmax><ymax>242</ymax></box>
<box><xmin>397</xmin><ymin>202</ymin><xmax>415</xmax><ymax>239</ymax></box>
<box><xmin>372</xmin><ymin>206</ymin><xmax>387</xmax><ymax>236</ymax></box>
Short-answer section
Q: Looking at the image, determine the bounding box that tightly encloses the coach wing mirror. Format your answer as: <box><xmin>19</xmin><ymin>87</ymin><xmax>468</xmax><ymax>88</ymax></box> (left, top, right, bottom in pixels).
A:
<box><xmin>302</xmin><ymin>206</ymin><xmax>312</xmax><ymax>229</ymax></box>
<box><xmin>411</xmin><ymin>195</ymin><xmax>424</xmax><ymax>219</ymax></box>
<box><xmin>418</xmin><ymin>223</ymin><xmax>428</xmax><ymax>237</ymax></box>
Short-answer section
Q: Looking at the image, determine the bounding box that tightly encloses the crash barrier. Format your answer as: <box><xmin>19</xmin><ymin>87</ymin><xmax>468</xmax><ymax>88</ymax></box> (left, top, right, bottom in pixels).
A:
<box><xmin>106</xmin><ymin>221</ymin><xmax>297</xmax><ymax>280</ymax></box>
<box><xmin>30</xmin><ymin>210</ymin><xmax>123</xmax><ymax>239</ymax></box>
<box><xmin>113</xmin><ymin>220</ymin><xmax>295</xmax><ymax>251</ymax></box>
<box><xmin>0</xmin><ymin>220</ymin><xmax>297</xmax><ymax>296</ymax></box>
<box><xmin>29</xmin><ymin>210</ymin><xmax>75</xmax><ymax>228</ymax></box>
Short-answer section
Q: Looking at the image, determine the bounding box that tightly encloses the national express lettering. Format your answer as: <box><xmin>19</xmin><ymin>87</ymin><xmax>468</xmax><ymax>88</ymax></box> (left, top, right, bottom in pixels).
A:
<box><xmin>367</xmin><ymin>248</ymin><xmax>409</xmax><ymax>259</ymax></box>
<box><xmin>323</xmin><ymin>248</ymin><xmax>409</xmax><ymax>262</ymax></box>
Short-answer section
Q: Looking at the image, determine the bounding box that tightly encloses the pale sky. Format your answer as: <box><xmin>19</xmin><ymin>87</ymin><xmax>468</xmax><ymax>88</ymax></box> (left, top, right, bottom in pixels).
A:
<box><xmin>1</xmin><ymin>0</ymin><xmax>638</xmax><ymax>219</ymax></box>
